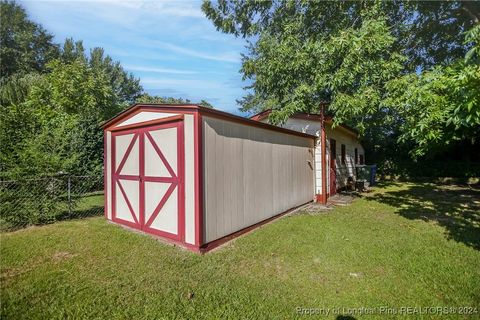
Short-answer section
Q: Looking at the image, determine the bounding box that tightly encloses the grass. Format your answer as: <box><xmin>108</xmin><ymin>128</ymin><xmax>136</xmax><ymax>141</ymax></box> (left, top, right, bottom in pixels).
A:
<box><xmin>1</xmin><ymin>182</ymin><xmax>479</xmax><ymax>319</ymax></box>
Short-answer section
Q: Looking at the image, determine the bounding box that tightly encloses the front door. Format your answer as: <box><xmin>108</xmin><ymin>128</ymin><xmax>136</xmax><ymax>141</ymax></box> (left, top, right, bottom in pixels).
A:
<box><xmin>329</xmin><ymin>138</ymin><xmax>337</xmax><ymax>195</ymax></box>
<box><xmin>111</xmin><ymin>120</ymin><xmax>184</xmax><ymax>241</ymax></box>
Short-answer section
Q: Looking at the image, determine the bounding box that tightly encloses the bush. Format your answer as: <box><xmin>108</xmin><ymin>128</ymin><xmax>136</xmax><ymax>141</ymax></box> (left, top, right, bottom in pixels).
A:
<box><xmin>0</xmin><ymin>175</ymin><xmax>103</xmax><ymax>231</ymax></box>
<box><xmin>377</xmin><ymin>160</ymin><xmax>480</xmax><ymax>179</ymax></box>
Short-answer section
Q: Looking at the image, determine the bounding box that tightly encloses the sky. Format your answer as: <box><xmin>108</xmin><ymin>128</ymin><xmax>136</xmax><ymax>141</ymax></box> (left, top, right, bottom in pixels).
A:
<box><xmin>20</xmin><ymin>0</ymin><xmax>250</xmax><ymax>114</ymax></box>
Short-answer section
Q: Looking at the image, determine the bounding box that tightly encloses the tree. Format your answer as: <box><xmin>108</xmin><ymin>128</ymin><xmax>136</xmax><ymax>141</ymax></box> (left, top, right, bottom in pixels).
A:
<box><xmin>203</xmin><ymin>0</ymin><xmax>480</xmax><ymax>163</ymax></box>
<box><xmin>1</xmin><ymin>58</ymin><xmax>119</xmax><ymax>177</ymax></box>
<box><xmin>385</xmin><ymin>25</ymin><xmax>480</xmax><ymax>158</ymax></box>
<box><xmin>0</xmin><ymin>1</ymin><xmax>59</xmax><ymax>79</ymax></box>
<box><xmin>136</xmin><ymin>94</ymin><xmax>214</xmax><ymax>108</ymax></box>
<box><xmin>0</xmin><ymin>1</ymin><xmax>143</xmax><ymax>178</ymax></box>
<box><xmin>203</xmin><ymin>1</ymin><xmax>479</xmax><ymax>72</ymax></box>
<box><xmin>60</xmin><ymin>39</ymin><xmax>142</xmax><ymax>105</ymax></box>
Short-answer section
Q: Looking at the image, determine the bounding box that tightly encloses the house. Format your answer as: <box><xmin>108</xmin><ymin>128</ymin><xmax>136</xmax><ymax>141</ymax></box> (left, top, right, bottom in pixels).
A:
<box><xmin>250</xmin><ymin>109</ymin><xmax>365</xmax><ymax>203</ymax></box>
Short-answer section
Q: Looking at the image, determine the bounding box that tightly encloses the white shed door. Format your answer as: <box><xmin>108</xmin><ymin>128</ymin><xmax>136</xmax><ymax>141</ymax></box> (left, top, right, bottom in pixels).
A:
<box><xmin>111</xmin><ymin>120</ymin><xmax>184</xmax><ymax>241</ymax></box>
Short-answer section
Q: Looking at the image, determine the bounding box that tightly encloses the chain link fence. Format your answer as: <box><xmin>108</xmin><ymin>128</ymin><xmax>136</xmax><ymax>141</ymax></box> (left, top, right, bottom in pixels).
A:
<box><xmin>0</xmin><ymin>175</ymin><xmax>104</xmax><ymax>231</ymax></box>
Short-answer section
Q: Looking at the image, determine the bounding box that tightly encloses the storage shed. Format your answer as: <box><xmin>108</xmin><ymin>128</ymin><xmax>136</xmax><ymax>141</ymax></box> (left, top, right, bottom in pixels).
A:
<box><xmin>103</xmin><ymin>104</ymin><xmax>316</xmax><ymax>252</ymax></box>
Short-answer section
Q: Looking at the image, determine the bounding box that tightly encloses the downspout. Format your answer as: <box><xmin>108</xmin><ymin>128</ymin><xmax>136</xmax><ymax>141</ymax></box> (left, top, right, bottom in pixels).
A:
<box><xmin>320</xmin><ymin>104</ymin><xmax>328</xmax><ymax>205</ymax></box>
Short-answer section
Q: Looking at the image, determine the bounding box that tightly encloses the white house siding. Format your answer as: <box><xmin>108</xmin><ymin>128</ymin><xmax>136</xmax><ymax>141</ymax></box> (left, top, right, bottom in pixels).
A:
<box><xmin>325</xmin><ymin>125</ymin><xmax>364</xmax><ymax>189</ymax></box>
<box><xmin>202</xmin><ymin>116</ymin><xmax>315</xmax><ymax>243</ymax></box>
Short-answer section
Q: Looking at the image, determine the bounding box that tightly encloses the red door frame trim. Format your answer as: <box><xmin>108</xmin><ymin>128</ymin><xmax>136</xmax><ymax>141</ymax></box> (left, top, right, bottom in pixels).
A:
<box><xmin>139</xmin><ymin>132</ymin><xmax>145</xmax><ymax>227</ymax></box>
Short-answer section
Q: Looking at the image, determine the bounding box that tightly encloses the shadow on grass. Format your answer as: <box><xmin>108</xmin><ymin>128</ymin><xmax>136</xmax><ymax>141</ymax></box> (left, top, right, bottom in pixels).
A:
<box><xmin>56</xmin><ymin>206</ymin><xmax>104</xmax><ymax>221</ymax></box>
<box><xmin>367</xmin><ymin>182</ymin><xmax>480</xmax><ymax>250</ymax></box>
<box><xmin>57</xmin><ymin>192</ymin><xmax>104</xmax><ymax>221</ymax></box>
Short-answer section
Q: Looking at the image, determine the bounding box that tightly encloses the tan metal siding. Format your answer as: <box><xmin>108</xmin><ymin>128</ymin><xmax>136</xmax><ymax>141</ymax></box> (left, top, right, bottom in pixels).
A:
<box><xmin>202</xmin><ymin>116</ymin><xmax>315</xmax><ymax>243</ymax></box>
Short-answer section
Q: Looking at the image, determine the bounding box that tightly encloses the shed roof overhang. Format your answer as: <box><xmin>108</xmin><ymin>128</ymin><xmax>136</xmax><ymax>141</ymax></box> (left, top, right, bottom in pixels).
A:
<box><xmin>102</xmin><ymin>104</ymin><xmax>317</xmax><ymax>140</ymax></box>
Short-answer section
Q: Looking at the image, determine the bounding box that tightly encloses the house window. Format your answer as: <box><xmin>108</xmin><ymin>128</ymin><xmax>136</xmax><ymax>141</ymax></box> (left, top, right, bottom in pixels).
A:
<box><xmin>341</xmin><ymin>144</ymin><xmax>346</xmax><ymax>165</ymax></box>
<box><xmin>359</xmin><ymin>154</ymin><xmax>364</xmax><ymax>165</ymax></box>
<box><xmin>355</xmin><ymin>148</ymin><xmax>358</xmax><ymax>164</ymax></box>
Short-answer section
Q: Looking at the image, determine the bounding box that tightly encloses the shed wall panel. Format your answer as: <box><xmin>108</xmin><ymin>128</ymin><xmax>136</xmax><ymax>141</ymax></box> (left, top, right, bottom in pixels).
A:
<box><xmin>202</xmin><ymin>116</ymin><xmax>315</xmax><ymax>243</ymax></box>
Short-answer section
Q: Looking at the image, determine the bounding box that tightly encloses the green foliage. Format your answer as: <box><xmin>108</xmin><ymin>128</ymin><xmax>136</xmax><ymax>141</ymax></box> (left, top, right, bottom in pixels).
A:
<box><xmin>0</xmin><ymin>73</ymin><xmax>43</xmax><ymax>106</ymax></box>
<box><xmin>385</xmin><ymin>26</ymin><xmax>480</xmax><ymax>157</ymax></box>
<box><xmin>0</xmin><ymin>2</ymin><xmax>143</xmax><ymax>179</ymax></box>
<box><xmin>18</xmin><ymin>58</ymin><xmax>120</xmax><ymax>176</ymax></box>
<box><xmin>203</xmin><ymin>1</ymin><xmax>478</xmax><ymax>72</ymax></box>
<box><xmin>58</xmin><ymin>39</ymin><xmax>142</xmax><ymax>108</ymax></box>
<box><xmin>379</xmin><ymin>161</ymin><xmax>480</xmax><ymax>179</ymax></box>
<box><xmin>0</xmin><ymin>0</ymin><xmax>59</xmax><ymax>79</ymax></box>
<box><xmin>136</xmin><ymin>93</ymin><xmax>214</xmax><ymax>108</ymax></box>
<box><xmin>203</xmin><ymin>0</ymin><xmax>480</xmax><ymax>165</ymax></box>
<box><xmin>238</xmin><ymin>5</ymin><xmax>405</xmax><ymax>132</ymax></box>
<box><xmin>0</xmin><ymin>175</ymin><xmax>104</xmax><ymax>230</ymax></box>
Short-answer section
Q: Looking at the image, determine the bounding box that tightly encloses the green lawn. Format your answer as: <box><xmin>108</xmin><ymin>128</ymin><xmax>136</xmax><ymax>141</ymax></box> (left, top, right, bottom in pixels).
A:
<box><xmin>1</xmin><ymin>182</ymin><xmax>479</xmax><ymax>319</ymax></box>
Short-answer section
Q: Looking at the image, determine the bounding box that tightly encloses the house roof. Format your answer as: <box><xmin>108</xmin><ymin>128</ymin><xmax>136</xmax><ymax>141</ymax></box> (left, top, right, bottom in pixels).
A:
<box><xmin>102</xmin><ymin>104</ymin><xmax>317</xmax><ymax>140</ymax></box>
<box><xmin>249</xmin><ymin>109</ymin><xmax>359</xmax><ymax>136</ymax></box>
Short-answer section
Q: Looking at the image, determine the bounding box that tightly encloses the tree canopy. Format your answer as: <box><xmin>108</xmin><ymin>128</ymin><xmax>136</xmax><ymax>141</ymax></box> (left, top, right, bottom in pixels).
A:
<box><xmin>136</xmin><ymin>93</ymin><xmax>214</xmax><ymax>108</ymax></box>
<box><xmin>202</xmin><ymin>0</ymin><xmax>480</xmax><ymax>161</ymax></box>
<box><xmin>0</xmin><ymin>1</ymin><xmax>142</xmax><ymax>178</ymax></box>
<box><xmin>0</xmin><ymin>0</ymin><xmax>59</xmax><ymax>79</ymax></box>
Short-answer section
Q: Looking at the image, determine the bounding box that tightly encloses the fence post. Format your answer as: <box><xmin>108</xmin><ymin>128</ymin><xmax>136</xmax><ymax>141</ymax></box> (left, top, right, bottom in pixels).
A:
<box><xmin>68</xmin><ymin>176</ymin><xmax>72</xmax><ymax>215</ymax></box>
